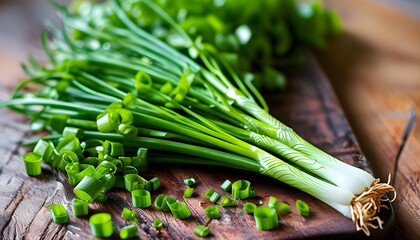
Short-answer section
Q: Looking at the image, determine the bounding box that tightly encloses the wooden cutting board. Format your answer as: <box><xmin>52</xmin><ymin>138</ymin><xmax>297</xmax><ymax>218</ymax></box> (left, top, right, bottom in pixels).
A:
<box><xmin>0</xmin><ymin>56</ymin><xmax>394</xmax><ymax>239</ymax></box>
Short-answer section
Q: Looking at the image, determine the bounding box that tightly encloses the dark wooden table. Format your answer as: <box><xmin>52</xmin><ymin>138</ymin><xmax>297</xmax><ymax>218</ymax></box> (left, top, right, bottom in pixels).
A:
<box><xmin>1</xmin><ymin>0</ymin><xmax>416</xmax><ymax>239</ymax></box>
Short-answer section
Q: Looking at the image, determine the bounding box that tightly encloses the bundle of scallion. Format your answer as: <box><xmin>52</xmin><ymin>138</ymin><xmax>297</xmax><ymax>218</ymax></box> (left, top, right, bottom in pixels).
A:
<box><xmin>1</xmin><ymin>0</ymin><xmax>395</xmax><ymax>236</ymax></box>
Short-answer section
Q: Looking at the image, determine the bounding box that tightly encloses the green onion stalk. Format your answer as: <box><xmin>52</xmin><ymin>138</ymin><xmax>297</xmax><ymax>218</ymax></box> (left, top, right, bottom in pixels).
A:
<box><xmin>0</xmin><ymin>0</ymin><xmax>395</xmax><ymax>236</ymax></box>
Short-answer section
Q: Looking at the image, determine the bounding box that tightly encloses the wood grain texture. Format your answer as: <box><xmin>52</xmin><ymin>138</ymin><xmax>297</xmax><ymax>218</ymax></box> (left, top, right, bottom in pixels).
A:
<box><xmin>0</xmin><ymin>58</ymin><xmax>391</xmax><ymax>239</ymax></box>
<box><xmin>317</xmin><ymin>1</ymin><xmax>420</xmax><ymax>239</ymax></box>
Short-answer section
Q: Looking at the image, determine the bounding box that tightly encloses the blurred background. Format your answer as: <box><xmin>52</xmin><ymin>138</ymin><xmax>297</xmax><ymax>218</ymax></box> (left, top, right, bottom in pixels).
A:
<box><xmin>0</xmin><ymin>0</ymin><xmax>419</xmax><ymax>239</ymax></box>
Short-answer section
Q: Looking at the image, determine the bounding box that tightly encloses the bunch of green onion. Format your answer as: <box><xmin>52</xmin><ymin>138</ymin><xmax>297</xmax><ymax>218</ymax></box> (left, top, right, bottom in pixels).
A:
<box><xmin>1</xmin><ymin>0</ymin><xmax>395</xmax><ymax>236</ymax></box>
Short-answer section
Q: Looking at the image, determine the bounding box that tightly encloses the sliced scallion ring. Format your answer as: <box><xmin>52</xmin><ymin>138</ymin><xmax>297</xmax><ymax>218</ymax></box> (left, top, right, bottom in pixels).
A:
<box><xmin>204</xmin><ymin>206</ymin><xmax>220</xmax><ymax>219</ymax></box>
<box><xmin>119</xmin><ymin>224</ymin><xmax>138</xmax><ymax>239</ymax></box>
<box><xmin>89</xmin><ymin>213</ymin><xmax>114</xmax><ymax>237</ymax></box>
<box><xmin>169</xmin><ymin>202</ymin><xmax>191</xmax><ymax>219</ymax></box>
<box><xmin>232</xmin><ymin>180</ymin><xmax>251</xmax><ymax>199</ymax></box>
<box><xmin>253</xmin><ymin>206</ymin><xmax>278</xmax><ymax>230</ymax></box>
<box><xmin>72</xmin><ymin>198</ymin><xmax>88</xmax><ymax>217</ymax></box>
<box><xmin>194</xmin><ymin>225</ymin><xmax>210</xmax><ymax>237</ymax></box>
<box><xmin>22</xmin><ymin>152</ymin><xmax>42</xmax><ymax>176</ymax></box>
<box><xmin>132</xmin><ymin>189</ymin><xmax>151</xmax><ymax>208</ymax></box>
<box><xmin>51</xmin><ymin>204</ymin><xmax>68</xmax><ymax>224</ymax></box>
<box><xmin>296</xmin><ymin>199</ymin><xmax>310</xmax><ymax>216</ymax></box>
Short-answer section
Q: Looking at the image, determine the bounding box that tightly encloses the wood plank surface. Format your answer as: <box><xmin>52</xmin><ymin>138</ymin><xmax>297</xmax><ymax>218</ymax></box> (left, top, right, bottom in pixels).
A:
<box><xmin>0</xmin><ymin>56</ymin><xmax>390</xmax><ymax>239</ymax></box>
<box><xmin>316</xmin><ymin>1</ymin><xmax>420</xmax><ymax>239</ymax></box>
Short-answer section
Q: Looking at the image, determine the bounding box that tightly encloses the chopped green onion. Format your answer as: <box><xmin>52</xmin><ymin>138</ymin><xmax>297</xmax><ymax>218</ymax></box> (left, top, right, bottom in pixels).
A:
<box><xmin>267</xmin><ymin>196</ymin><xmax>279</xmax><ymax>209</ymax></box>
<box><xmin>220</xmin><ymin>197</ymin><xmax>237</xmax><ymax>207</ymax></box>
<box><xmin>249</xmin><ymin>188</ymin><xmax>257</xmax><ymax>198</ymax></box>
<box><xmin>119</xmin><ymin>224</ymin><xmax>138</xmax><ymax>239</ymax></box>
<box><xmin>194</xmin><ymin>225</ymin><xmax>210</xmax><ymax>237</ymax></box>
<box><xmin>183</xmin><ymin>177</ymin><xmax>196</xmax><ymax>186</ymax></box>
<box><xmin>74</xmin><ymin>175</ymin><xmax>105</xmax><ymax>203</ymax></box>
<box><xmin>153</xmin><ymin>218</ymin><xmax>163</xmax><ymax>229</ymax></box>
<box><xmin>209</xmin><ymin>191</ymin><xmax>221</xmax><ymax>203</ymax></box>
<box><xmin>232</xmin><ymin>180</ymin><xmax>251</xmax><ymax>199</ymax></box>
<box><xmin>204</xmin><ymin>189</ymin><xmax>215</xmax><ymax>200</ymax></box>
<box><xmin>277</xmin><ymin>202</ymin><xmax>291</xmax><ymax>214</ymax></box>
<box><xmin>243</xmin><ymin>202</ymin><xmax>257</xmax><ymax>214</ymax></box>
<box><xmin>296</xmin><ymin>199</ymin><xmax>310</xmax><ymax>216</ymax></box>
<box><xmin>124</xmin><ymin>174</ymin><xmax>146</xmax><ymax>192</ymax></box>
<box><xmin>204</xmin><ymin>206</ymin><xmax>220</xmax><ymax>219</ymax></box>
<box><xmin>22</xmin><ymin>152</ymin><xmax>42</xmax><ymax>176</ymax></box>
<box><xmin>132</xmin><ymin>189</ymin><xmax>151</xmax><ymax>208</ymax></box>
<box><xmin>183</xmin><ymin>187</ymin><xmax>194</xmax><ymax>198</ymax></box>
<box><xmin>89</xmin><ymin>213</ymin><xmax>114</xmax><ymax>238</ymax></box>
<box><xmin>51</xmin><ymin>204</ymin><xmax>68</xmax><ymax>224</ymax></box>
<box><xmin>33</xmin><ymin>139</ymin><xmax>54</xmax><ymax>163</ymax></box>
<box><xmin>253</xmin><ymin>206</ymin><xmax>278</xmax><ymax>230</ymax></box>
<box><xmin>121</xmin><ymin>208</ymin><xmax>138</xmax><ymax>223</ymax></box>
<box><xmin>154</xmin><ymin>194</ymin><xmax>176</xmax><ymax>212</ymax></box>
<box><xmin>169</xmin><ymin>202</ymin><xmax>191</xmax><ymax>219</ymax></box>
<box><xmin>72</xmin><ymin>198</ymin><xmax>88</xmax><ymax>217</ymax></box>
<box><xmin>221</xmin><ymin>179</ymin><xmax>232</xmax><ymax>192</ymax></box>
<box><xmin>149</xmin><ymin>177</ymin><xmax>161</xmax><ymax>191</ymax></box>
<box><xmin>95</xmin><ymin>193</ymin><xmax>108</xmax><ymax>202</ymax></box>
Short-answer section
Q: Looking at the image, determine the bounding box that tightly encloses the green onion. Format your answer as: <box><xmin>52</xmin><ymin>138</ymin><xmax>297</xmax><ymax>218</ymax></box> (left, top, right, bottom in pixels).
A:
<box><xmin>183</xmin><ymin>177</ymin><xmax>196</xmax><ymax>186</ymax></box>
<box><xmin>267</xmin><ymin>196</ymin><xmax>280</xmax><ymax>209</ymax></box>
<box><xmin>221</xmin><ymin>179</ymin><xmax>232</xmax><ymax>192</ymax></box>
<box><xmin>154</xmin><ymin>194</ymin><xmax>176</xmax><ymax>212</ymax></box>
<box><xmin>132</xmin><ymin>189</ymin><xmax>151</xmax><ymax>208</ymax></box>
<box><xmin>209</xmin><ymin>192</ymin><xmax>221</xmax><ymax>203</ymax></box>
<box><xmin>194</xmin><ymin>225</ymin><xmax>211</xmax><ymax>237</ymax></box>
<box><xmin>51</xmin><ymin>204</ymin><xmax>68</xmax><ymax>224</ymax></box>
<box><xmin>169</xmin><ymin>202</ymin><xmax>191</xmax><ymax>219</ymax></box>
<box><xmin>296</xmin><ymin>199</ymin><xmax>310</xmax><ymax>216</ymax></box>
<box><xmin>277</xmin><ymin>202</ymin><xmax>291</xmax><ymax>214</ymax></box>
<box><xmin>220</xmin><ymin>197</ymin><xmax>237</xmax><ymax>207</ymax></box>
<box><xmin>232</xmin><ymin>180</ymin><xmax>251</xmax><ymax>199</ymax></box>
<box><xmin>72</xmin><ymin>198</ymin><xmax>88</xmax><ymax>217</ymax></box>
<box><xmin>243</xmin><ymin>202</ymin><xmax>257</xmax><ymax>214</ymax></box>
<box><xmin>119</xmin><ymin>224</ymin><xmax>138</xmax><ymax>239</ymax></box>
<box><xmin>124</xmin><ymin>174</ymin><xmax>146</xmax><ymax>192</ymax></box>
<box><xmin>204</xmin><ymin>189</ymin><xmax>215</xmax><ymax>200</ymax></box>
<box><xmin>73</xmin><ymin>175</ymin><xmax>104</xmax><ymax>203</ymax></box>
<box><xmin>89</xmin><ymin>213</ymin><xmax>114</xmax><ymax>238</ymax></box>
<box><xmin>149</xmin><ymin>177</ymin><xmax>161</xmax><ymax>191</ymax></box>
<box><xmin>22</xmin><ymin>152</ymin><xmax>42</xmax><ymax>176</ymax></box>
<box><xmin>153</xmin><ymin>218</ymin><xmax>164</xmax><ymax>229</ymax></box>
<box><xmin>183</xmin><ymin>187</ymin><xmax>194</xmax><ymax>198</ymax></box>
<box><xmin>121</xmin><ymin>208</ymin><xmax>138</xmax><ymax>223</ymax></box>
<box><xmin>253</xmin><ymin>206</ymin><xmax>278</xmax><ymax>230</ymax></box>
<box><xmin>204</xmin><ymin>206</ymin><xmax>220</xmax><ymax>219</ymax></box>
<box><xmin>2</xmin><ymin>1</ymin><xmax>395</xmax><ymax>236</ymax></box>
